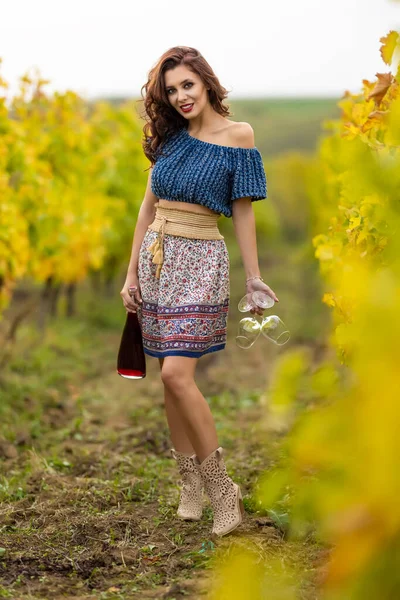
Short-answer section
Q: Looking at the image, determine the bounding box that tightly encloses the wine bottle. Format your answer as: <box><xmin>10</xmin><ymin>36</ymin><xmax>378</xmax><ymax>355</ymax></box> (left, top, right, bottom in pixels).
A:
<box><xmin>117</xmin><ymin>311</ymin><xmax>146</xmax><ymax>379</ymax></box>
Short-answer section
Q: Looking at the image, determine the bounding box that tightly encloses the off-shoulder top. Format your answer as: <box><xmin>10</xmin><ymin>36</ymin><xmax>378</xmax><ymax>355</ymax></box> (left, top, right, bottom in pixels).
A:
<box><xmin>150</xmin><ymin>127</ymin><xmax>267</xmax><ymax>218</ymax></box>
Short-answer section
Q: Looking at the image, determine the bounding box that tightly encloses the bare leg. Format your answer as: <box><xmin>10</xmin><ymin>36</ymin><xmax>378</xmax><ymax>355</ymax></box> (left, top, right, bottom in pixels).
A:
<box><xmin>160</xmin><ymin>356</ymin><xmax>219</xmax><ymax>463</ymax></box>
<box><xmin>158</xmin><ymin>357</ymin><xmax>196</xmax><ymax>455</ymax></box>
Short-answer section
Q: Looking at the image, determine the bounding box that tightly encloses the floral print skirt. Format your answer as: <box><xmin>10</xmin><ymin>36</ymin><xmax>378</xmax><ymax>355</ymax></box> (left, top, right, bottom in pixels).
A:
<box><xmin>136</xmin><ymin>228</ymin><xmax>230</xmax><ymax>358</ymax></box>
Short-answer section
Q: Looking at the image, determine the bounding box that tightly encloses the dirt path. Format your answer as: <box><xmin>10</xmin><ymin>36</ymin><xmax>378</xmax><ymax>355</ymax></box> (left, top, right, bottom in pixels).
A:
<box><xmin>0</xmin><ymin>248</ymin><xmax>327</xmax><ymax>599</ymax></box>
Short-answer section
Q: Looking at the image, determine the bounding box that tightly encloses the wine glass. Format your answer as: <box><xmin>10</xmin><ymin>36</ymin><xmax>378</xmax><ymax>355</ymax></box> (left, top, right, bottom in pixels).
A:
<box><xmin>235</xmin><ymin>291</ymin><xmax>290</xmax><ymax>349</ymax></box>
<box><xmin>260</xmin><ymin>315</ymin><xmax>290</xmax><ymax>345</ymax></box>
<box><xmin>238</xmin><ymin>290</ymin><xmax>275</xmax><ymax>312</ymax></box>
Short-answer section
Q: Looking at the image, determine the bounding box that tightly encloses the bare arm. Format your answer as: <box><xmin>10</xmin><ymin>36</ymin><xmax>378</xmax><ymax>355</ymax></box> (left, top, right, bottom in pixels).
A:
<box><xmin>120</xmin><ymin>167</ymin><xmax>158</xmax><ymax>312</ymax></box>
<box><xmin>231</xmin><ymin>123</ymin><xmax>279</xmax><ymax>311</ymax></box>
<box><xmin>231</xmin><ymin>123</ymin><xmax>262</xmax><ymax>280</ymax></box>
<box><xmin>232</xmin><ymin>197</ymin><xmax>262</xmax><ymax>280</ymax></box>
<box><xmin>124</xmin><ymin>166</ymin><xmax>158</xmax><ymax>278</ymax></box>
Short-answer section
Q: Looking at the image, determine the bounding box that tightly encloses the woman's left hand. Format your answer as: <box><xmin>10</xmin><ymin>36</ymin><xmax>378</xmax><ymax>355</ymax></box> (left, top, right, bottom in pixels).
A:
<box><xmin>246</xmin><ymin>278</ymin><xmax>279</xmax><ymax>316</ymax></box>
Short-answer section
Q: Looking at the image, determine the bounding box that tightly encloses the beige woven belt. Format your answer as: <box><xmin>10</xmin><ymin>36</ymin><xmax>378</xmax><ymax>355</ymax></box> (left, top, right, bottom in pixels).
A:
<box><xmin>147</xmin><ymin>202</ymin><xmax>224</xmax><ymax>279</ymax></box>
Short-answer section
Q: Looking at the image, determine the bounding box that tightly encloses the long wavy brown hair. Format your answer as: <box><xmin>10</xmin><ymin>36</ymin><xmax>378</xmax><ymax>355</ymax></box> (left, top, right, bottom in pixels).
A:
<box><xmin>140</xmin><ymin>46</ymin><xmax>232</xmax><ymax>168</ymax></box>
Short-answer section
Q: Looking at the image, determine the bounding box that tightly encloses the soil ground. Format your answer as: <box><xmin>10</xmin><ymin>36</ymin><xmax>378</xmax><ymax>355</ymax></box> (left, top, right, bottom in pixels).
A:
<box><xmin>0</xmin><ymin>241</ymin><xmax>328</xmax><ymax>599</ymax></box>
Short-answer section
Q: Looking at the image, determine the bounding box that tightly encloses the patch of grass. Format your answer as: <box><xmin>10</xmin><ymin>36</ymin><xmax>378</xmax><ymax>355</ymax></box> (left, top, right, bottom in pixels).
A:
<box><xmin>0</xmin><ymin>235</ymin><xmax>329</xmax><ymax>599</ymax></box>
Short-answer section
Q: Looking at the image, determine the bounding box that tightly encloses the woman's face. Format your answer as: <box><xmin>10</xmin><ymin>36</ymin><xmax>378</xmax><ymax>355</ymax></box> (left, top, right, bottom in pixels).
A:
<box><xmin>164</xmin><ymin>64</ymin><xmax>209</xmax><ymax>119</ymax></box>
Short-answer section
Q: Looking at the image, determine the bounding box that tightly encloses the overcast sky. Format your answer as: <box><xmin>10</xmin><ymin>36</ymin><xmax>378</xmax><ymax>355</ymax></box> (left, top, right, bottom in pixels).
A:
<box><xmin>1</xmin><ymin>0</ymin><xmax>399</xmax><ymax>101</ymax></box>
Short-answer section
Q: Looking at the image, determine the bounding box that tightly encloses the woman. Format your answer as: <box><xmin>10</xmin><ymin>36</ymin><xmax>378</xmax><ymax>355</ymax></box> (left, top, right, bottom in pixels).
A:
<box><xmin>120</xmin><ymin>46</ymin><xmax>279</xmax><ymax>537</ymax></box>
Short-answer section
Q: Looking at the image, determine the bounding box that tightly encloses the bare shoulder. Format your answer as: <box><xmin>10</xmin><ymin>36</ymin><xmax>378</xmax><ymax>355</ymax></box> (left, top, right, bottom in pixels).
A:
<box><xmin>227</xmin><ymin>121</ymin><xmax>255</xmax><ymax>149</ymax></box>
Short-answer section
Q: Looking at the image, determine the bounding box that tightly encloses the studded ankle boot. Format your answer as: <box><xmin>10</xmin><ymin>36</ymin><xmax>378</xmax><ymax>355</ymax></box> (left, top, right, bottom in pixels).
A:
<box><xmin>193</xmin><ymin>446</ymin><xmax>245</xmax><ymax>537</ymax></box>
<box><xmin>171</xmin><ymin>448</ymin><xmax>204</xmax><ymax>521</ymax></box>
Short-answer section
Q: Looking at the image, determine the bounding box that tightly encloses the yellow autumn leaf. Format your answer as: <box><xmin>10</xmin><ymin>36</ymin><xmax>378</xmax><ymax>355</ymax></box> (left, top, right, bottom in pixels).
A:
<box><xmin>356</xmin><ymin>230</ymin><xmax>368</xmax><ymax>245</ymax></box>
<box><xmin>366</xmin><ymin>72</ymin><xmax>394</xmax><ymax>107</ymax></box>
<box><xmin>385</xmin><ymin>95</ymin><xmax>400</xmax><ymax>145</ymax></box>
<box><xmin>341</xmin><ymin>122</ymin><xmax>360</xmax><ymax>139</ymax></box>
<box><xmin>347</xmin><ymin>215</ymin><xmax>362</xmax><ymax>231</ymax></box>
<box><xmin>315</xmin><ymin>244</ymin><xmax>334</xmax><ymax>261</ymax></box>
<box><xmin>379</xmin><ymin>30</ymin><xmax>399</xmax><ymax>66</ymax></box>
<box><xmin>322</xmin><ymin>292</ymin><xmax>336</xmax><ymax>307</ymax></box>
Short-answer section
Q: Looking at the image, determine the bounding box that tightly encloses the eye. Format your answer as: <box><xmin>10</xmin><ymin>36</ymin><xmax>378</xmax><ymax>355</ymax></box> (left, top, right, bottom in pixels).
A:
<box><xmin>167</xmin><ymin>82</ymin><xmax>193</xmax><ymax>95</ymax></box>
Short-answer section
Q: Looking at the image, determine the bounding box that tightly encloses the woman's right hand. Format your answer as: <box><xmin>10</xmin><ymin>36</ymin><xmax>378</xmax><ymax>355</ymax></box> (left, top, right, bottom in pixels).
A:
<box><xmin>120</xmin><ymin>275</ymin><xmax>143</xmax><ymax>313</ymax></box>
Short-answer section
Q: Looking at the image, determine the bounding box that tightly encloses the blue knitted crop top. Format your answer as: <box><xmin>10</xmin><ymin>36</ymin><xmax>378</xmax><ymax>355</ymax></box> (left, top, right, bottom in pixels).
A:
<box><xmin>150</xmin><ymin>127</ymin><xmax>267</xmax><ymax>218</ymax></box>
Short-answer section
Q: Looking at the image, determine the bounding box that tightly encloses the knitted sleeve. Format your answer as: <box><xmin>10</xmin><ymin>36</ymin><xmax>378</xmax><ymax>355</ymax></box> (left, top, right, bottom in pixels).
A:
<box><xmin>230</xmin><ymin>148</ymin><xmax>267</xmax><ymax>202</ymax></box>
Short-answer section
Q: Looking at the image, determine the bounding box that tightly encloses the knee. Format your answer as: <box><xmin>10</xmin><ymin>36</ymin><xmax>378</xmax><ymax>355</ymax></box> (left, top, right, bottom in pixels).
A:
<box><xmin>161</xmin><ymin>364</ymin><xmax>190</xmax><ymax>391</ymax></box>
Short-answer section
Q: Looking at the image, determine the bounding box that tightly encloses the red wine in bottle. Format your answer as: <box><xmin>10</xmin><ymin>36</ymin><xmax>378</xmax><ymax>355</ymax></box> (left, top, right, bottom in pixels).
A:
<box><xmin>117</xmin><ymin>311</ymin><xmax>146</xmax><ymax>379</ymax></box>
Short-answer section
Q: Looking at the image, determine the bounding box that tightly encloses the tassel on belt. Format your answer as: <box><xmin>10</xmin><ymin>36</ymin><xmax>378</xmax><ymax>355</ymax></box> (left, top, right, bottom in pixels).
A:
<box><xmin>146</xmin><ymin>202</ymin><xmax>224</xmax><ymax>279</ymax></box>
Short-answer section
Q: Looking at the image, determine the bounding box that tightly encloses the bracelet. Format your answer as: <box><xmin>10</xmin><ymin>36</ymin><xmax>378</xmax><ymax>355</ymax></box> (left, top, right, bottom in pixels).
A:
<box><xmin>246</xmin><ymin>276</ymin><xmax>264</xmax><ymax>283</ymax></box>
